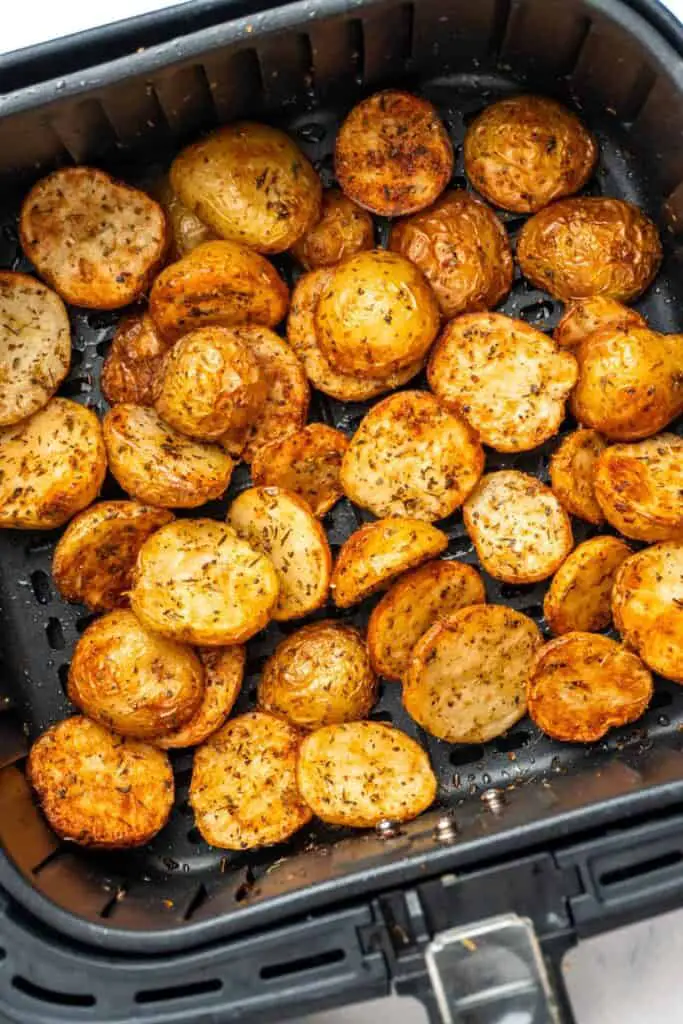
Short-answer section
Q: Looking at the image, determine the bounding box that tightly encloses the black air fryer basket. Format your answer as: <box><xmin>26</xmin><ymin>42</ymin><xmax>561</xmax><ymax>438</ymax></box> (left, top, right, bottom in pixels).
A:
<box><xmin>1</xmin><ymin>1</ymin><xmax>683</xmax><ymax>1020</ymax></box>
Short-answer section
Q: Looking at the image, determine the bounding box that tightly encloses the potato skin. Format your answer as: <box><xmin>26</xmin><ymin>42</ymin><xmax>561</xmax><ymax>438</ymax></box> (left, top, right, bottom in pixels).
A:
<box><xmin>251</xmin><ymin>424</ymin><xmax>348</xmax><ymax>518</ymax></box>
<box><xmin>27</xmin><ymin>716</ymin><xmax>174</xmax><ymax>848</ymax></box>
<box><xmin>291</xmin><ymin>189</ymin><xmax>374</xmax><ymax>270</ymax></box>
<box><xmin>543</xmin><ymin>536</ymin><xmax>632</xmax><ymax>636</ymax></box>
<box><xmin>101</xmin><ymin>312</ymin><xmax>171</xmax><ymax>407</ymax></box>
<box><xmin>612</xmin><ymin>543</ymin><xmax>683</xmax><ymax>654</ymax></box>
<box><xmin>151</xmin><ymin>175</ymin><xmax>215</xmax><ymax>259</ymax></box>
<box><xmin>554</xmin><ymin>297</ymin><xmax>646</xmax><ymax>349</ymax></box>
<box><xmin>549</xmin><ymin>428</ymin><xmax>607</xmax><ymax>525</ymax></box>
<box><xmin>155</xmin><ymin>646</ymin><xmax>246</xmax><ymax>749</ymax></box>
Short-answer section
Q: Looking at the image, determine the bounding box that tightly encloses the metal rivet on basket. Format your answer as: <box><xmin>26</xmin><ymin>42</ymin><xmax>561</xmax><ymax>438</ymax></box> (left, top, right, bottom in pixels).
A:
<box><xmin>480</xmin><ymin>788</ymin><xmax>506</xmax><ymax>814</ymax></box>
<box><xmin>375</xmin><ymin>819</ymin><xmax>402</xmax><ymax>839</ymax></box>
<box><xmin>434</xmin><ymin>814</ymin><xmax>457</xmax><ymax>842</ymax></box>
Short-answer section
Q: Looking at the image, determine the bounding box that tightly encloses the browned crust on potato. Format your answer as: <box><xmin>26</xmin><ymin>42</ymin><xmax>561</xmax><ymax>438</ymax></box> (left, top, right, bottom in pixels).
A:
<box><xmin>291</xmin><ymin>189</ymin><xmax>374</xmax><ymax>270</ymax></box>
<box><xmin>549</xmin><ymin>428</ymin><xmax>607</xmax><ymax>525</ymax></box>
<box><xmin>251</xmin><ymin>423</ymin><xmax>348</xmax><ymax>517</ymax></box>
<box><xmin>101</xmin><ymin>312</ymin><xmax>171</xmax><ymax>407</ymax></box>
<box><xmin>642</xmin><ymin>610</ymin><xmax>683</xmax><ymax>684</ymax></box>
<box><xmin>155</xmin><ymin>646</ymin><xmax>246</xmax><ymax>749</ymax></box>
<box><xmin>612</xmin><ymin>543</ymin><xmax>683</xmax><ymax>655</ymax></box>
<box><xmin>543</xmin><ymin>536</ymin><xmax>632</xmax><ymax>636</ymax></box>
<box><xmin>553</xmin><ymin>297</ymin><xmax>647</xmax><ymax>349</ymax></box>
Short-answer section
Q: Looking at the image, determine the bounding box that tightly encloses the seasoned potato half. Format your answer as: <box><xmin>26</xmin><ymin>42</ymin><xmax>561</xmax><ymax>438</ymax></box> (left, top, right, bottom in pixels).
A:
<box><xmin>528</xmin><ymin>633</ymin><xmax>653</xmax><ymax>743</ymax></box>
<box><xmin>103</xmin><ymin>404</ymin><xmax>233</xmax><ymax>509</ymax></box>
<box><xmin>0</xmin><ymin>272</ymin><xmax>71</xmax><ymax>427</ymax></box>
<box><xmin>101</xmin><ymin>312</ymin><xmax>171</xmax><ymax>407</ymax></box>
<box><xmin>428</xmin><ymin>313</ymin><xmax>577</xmax><ymax>453</ymax></box>
<box><xmin>549</xmin><ymin>428</ymin><xmax>607</xmax><ymax>525</ymax></box>
<box><xmin>0</xmin><ymin>399</ymin><xmax>106</xmax><ymax>529</ymax></box>
<box><xmin>389</xmin><ymin>190</ymin><xmax>513</xmax><ymax>318</ymax></box>
<box><xmin>251</xmin><ymin>423</ymin><xmax>348</xmax><ymax>518</ymax></box>
<box><xmin>340</xmin><ymin>391</ymin><xmax>484</xmax><ymax>521</ymax></box>
<box><xmin>517</xmin><ymin>197</ymin><xmax>662</xmax><ymax>302</ymax></box>
<box><xmin>151</xmin><ymin>175</ymin><xmax>215</xmax><ymax>258</ymax></box>
<box><xmin>297</xmin><ymin>721</ymin><xmax>437</xmax><ymax>827</ymax></box>
<box><xmin>463</xmin><ymin>95</ymin><xmax>596</xmax><ymax>213</ymax></box>
<box><xmin>593</xmin><ymin>434</ymin><xmax>683</xmax><ymax>542</ymax></box>
<box><xmin>543</xmin><ymin>536</ymin><xmax>632</xmax><ymax>636</ymax></box>
<box><xmin>190</xmin><ymin>711</ymin><xmax>312</xmax><ymax>849</ymax></box>
<box><xmin>331</xmin><ymin>518</ymin><xmax>448</xmax><ymax>608</ymax></box>
<box><xmin>27</xmin><ymin>716</ymin><xmax>173</xmax><ymax>848</ymax></box>
<box><xmin>131</xmin><ymin>519</ymin><xmax>279</xmax><ymax>645</ymax></box>
<box><xmin>259</xmin><ymin>621</ymin><xmax>377</xmax><ymax>729</ymax></box>
<box><xmin>156</xmin><ymin>646</ymin><xmax>246</xmax><ymax>749</ymax></box>
<box><xmin>612</xmin><ymin>543</ymin><xmax>683</xmax><ymax>654</ymax></box>
<box><xmin>368</xmin><ymin>559</ymin><xmax>486</xmax><ymax>681</ymax></box>
<box><xmin>291</xmin><ymin>189</ymin><xmax>374</xmax><ymax>270</ymax></box>
<box><xmin>464</xmin><ymin>471</ymin><xmax>573</xmax><ymax>584</ymax></box>
<box><xmin>227</xmin><ymin>486</ymin><xmax>331</xmax><ymax>621</ymax></box>
<box><xmin>53</xmin><ymin>501</ymin><xmax>173</xmax><ymax>612</ymax></box>
<box><xmin>554</xmin><ymin>297</ymin><xmax>646</xmax><ymax>349</ymax></box>
<box><xmin>642</xmin><ymin>610</ymin><xmax>683</xmax><ymax>685</ymax></box>
<box><xmin>20</xmin><ymin>167</ymin><xmax>168</xmax><ymax>309</ymax></box>
<box><xmin>404</xmin><ymin>605</ymin><xmax>541</xmax><ymax>743</ymax></box>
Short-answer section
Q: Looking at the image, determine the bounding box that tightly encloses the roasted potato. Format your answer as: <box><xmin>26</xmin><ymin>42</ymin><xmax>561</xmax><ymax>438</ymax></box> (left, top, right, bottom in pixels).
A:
<box><xmin>100</xmin><ymin>312</ymin><xmax>171</xmax><ymax>407</ymax></box>
<box><xmin>20</xmin><ymin>167</ymin><xmax>168</xmax><ymax>309</ymax></box>
<box><xmin>52</xmin><ymin>501</ymin><xmax>173</xmax><ymax>612</ymax></box>
<box><xmin>297</xmin><ymin>721</ymin><xmax>437</xmax><ymax>827</ymax></box>
<box><xmin>227</xmin><ymin>486</ymin><xmax>331</xmax><ymax>621</ymax></box>
<box><xmin>103</xmin><ymin>404</ymin><xmax>233</xmax><ymax>509</ymax></box>
<box><xmin>291</xmin><ymin>189</ymin><xmax>374</xmax><ymax>270</ymax></box>
<box><xmin>171</xmin><ymin>122</ymin><xmax>321</xmax><ymax>254</ymax></box>
<box><xmin>612</xmin><ymin>542</ymin><xmax>683</xmax><ymax>656</ymax></box>
<box><xmin>259</xmin><ymin>621</ymin><xmax>377</xmax><ymax>729</ymax></box>
<box><xmin>528</xmin><ymin>632</ymin><xmax>653</xmax><ymax>743</ymax></box>
<box><xmin>463</xmin><ymin>95</ymin><xmax>596</xmax><ymax>213</ymax></box>
<box><xmin>428</xmin><ymin>313</ymin><xmax>577</xmax><ymax>453</ymax></box>
<box><xmin>517</xmin><ymin>197</ymin><xmax>662</xmax><ymax>302</ymax></box>
<box><xmin>642</xmin><ymin>610</ymin><xmax>683</xmax><ymax>685</ymax></box>
<box><xmin>190</xmin><ymin>711</ymin><xmax>312</xmax><ymax>849</ymax></box>
<box><xmin>404</xmin><ymin>604</ymin><xmax>542</xmax><ymax>743</ymax></box>
<box><xmin>131</xmin><ymin>518</ymin><xmax>279</xmax><ymax>645</ymax></box>
<box><xmin>549</xmin><ymin>428</ymin><xmax>607</xmax><ymax>525</ymax></box>
<box><xmin>0</xmin><ymin>271</ymin><xmax>71</xmax><ymax>427</ymax></box>
<box><xmin>0</xmin><ymin>398</ymin><xmax>106</xmax><ymax>530</ymax></box>
<box><xmin>151</xmin><ymin>175</ymin><xmax>215</xmax><ymax>258</ymax></box>
<box><xmin>340</xmin><ymin>390</ymin><xmax>484</xmax><ymax>521</ymax></box>
<box><xmin>389</xmin><ymin>190</ymin><xmax>513</xmax><ymax>318</ymax></box>
<box><xmin>149</xmin><ymin>240</ymin><xmax>289</xmax><ymax>342</ymax></box>
<box><xmin>27</xmin><ymin>716</ymin><xmax>174</xmax><ymax>848</ymax></box>
<box><xmin>543</xmin><ymin>536</ymin><xmax>632</xmax><ymax>635</ymax></box>
<box><xmin>251</xmin><ymin>423</ymin><xmax>348</xmax><ymax>517</ymax></box>
<box><xmin>367</xmin><ymin>559</ymin><xmax>486</xmax><ymax>681</ymax></box>
<box><xmin>155</xmin><ymin>646</ymin><xmax>246</xmax><ymax>749</ymax></box>
<box><xmin>553</xmin><ymin>297</ymin><xmax>646</xmax><ymax>349</ymax></box>
<box><xmin>331</xmin><ymin>518</ymin><xmax>448</xmax><ymax>608</ymax></box>
<box><xmin>464</xmin><ymin>471</ymin><xmax>573</xmax><ymax>584</ymax></box>
<box><xmin>335</xmin><ymin>90</ymin><xmax>453</xmax><ymax>217</ymax></box>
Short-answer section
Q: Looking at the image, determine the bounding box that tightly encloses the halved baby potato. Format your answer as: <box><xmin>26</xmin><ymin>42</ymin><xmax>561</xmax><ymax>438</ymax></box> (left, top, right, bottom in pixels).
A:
<box><xmin>291</xmin><ymin>189</ymin><xmax>374</xmax><ymax>270</ymax></box>
<box><xmin>250</xmin><ymin>423</ymin><xmax>348</xmax><ymax>518</ymax></box>
<box><xmin>155</xmin><ymin>646</ymin><xmax>246</xmax><ymax>749</ymax></box>
<box><xmin>553</xmin><ymin>297</ymin><xmax>647</xmax><ymax>350</ymax></box>
<box><xmin>101</xmin><ymin>312</ymin><xmax>171</xmax><ymax>407</ymax></box>
<box><xmin>642</xmin><ymin>610</ymin><xmax>683</xmax><ymax>685</ymax></box>
<box><xmin>549</xmin><ymin>428</ymin><xmax>607</xmax><ymax>525</ymax></box>
<box><xmin>612</xmin><ymin>543</ymin><xmax>683</xmax><ymax>655</ymax></box>
<box><xmin>151</xmin><ymin>175</ymin><xmax>215</xmax><ymax>258</ymax></box>
<box><xmin>543</xmin><ymin>536</ymin><xmax>632</xmax><ymax>636</ymax></box>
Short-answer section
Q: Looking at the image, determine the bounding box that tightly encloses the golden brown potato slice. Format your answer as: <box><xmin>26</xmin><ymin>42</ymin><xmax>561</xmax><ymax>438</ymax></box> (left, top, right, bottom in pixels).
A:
<box><xmin>0</xmin><ymin>399</ymin><xmax>106</xmax><ymax>530</ymax></box>
<box><xmin>367</xmin><ymin>559</ymin><xmax>486</xmax><ymax>681</ymax></box>
<box><xmin>103</xmin><ymin>404</ymin><xmax>233</xmax><ymax>509</ymax></box>
<box><xmin>227</xmin><ymin>486</ymin><xmax>331</xmax><ymax>621</ymax></box>
<box><xmin>642</xmin><ymin>610</ymin><xmax>683</xmax><ymax>684</ymax></box>
<box><xmin>543</xmin><ymin>536</ymin><xmax>632</xmax><ymax>636</ymax></box>
<box><xmin>291</xmin><ymin>189</ymin><xmax>374</xmax><ymax>270</ymax></box>
<box><xmin>528</xmin><ymin>632</ymin><xmax>653</xmax><ymax>743</ymax></box>
<box><xmin>593</xmin><ymin>434</ymin><xmax>683</xmax><ymax>541</ymax></box>
<box><xmin>340</xmin><ymin>391</ymin><xmax>484</xmax><ymax>521</ymax></box>
<box><xmin>27</xmin><ymin>716</ymin><xmax>173</xmax><ymax>848</ymax></box>
<box><xmin>428</xmin><ymin>313</ymin><xmax>577</xmax><ymax>453</ymax></box>
<box><xmin>389</xmin><ymin>190</ymin><xmax>513</xmax><ymax>318</ymax></box>
<box><xmin>517</xmin><ymin>198</ymin><xmax>662</xmax><ymax>302</ymax></box>
<box><xmin>553</xmin><ymin>297</ymin><xmax>647</xmax><ymax>349</ymax></box>
<box><xmin>251</xmin><ymin>423</ymin><xmax>348</xmax><ymax>517</ymax></box>
<box><xmin>20</xmin><ymin>167</ymin><xmax>168</xmax><ymax>309</ymax></box>
<box><xmin>0</xmin><ymin>271</ymin><xmax>71</xmax><ymax>427</ymax></box>
<box><xmin>190</xmin><ymin>711</ymin><xmax>312</xmax><ymax>849</ymax></box>
<box><xmin>549</xmin><ymin>428</ymin><xmax>607</xmax><ymax>525</ymax></box>
<box><xmin>612</xmin><ymin>543</ymin><xmax>683</xmax><ymax>654</ymax></box>
<box><xmin>52</xmin><ymin>501</ymin><xmax>173</xmax><ymax>612</ymax></box>
<box><xmin>155</xmin><ymin>646</ymin><xmax>245</xmax><ymax>749</ymax></box>
<box><xmin>259</xmin><ymin>621</ymin><xmax>377</xmax><ymax>729</ymax></box>
<box><xmin>100</xmin><ymin>312</ymin><xmax>171</xmax><ymax>407</ymax></box>
<box><xmin>464</xmin><ymin>471</ymin><xmax>573</xmax><ymax>584</ymax></box>
<box><xmin>131</xmin><ymin>518</ymin><xmax>279</xmax><ymax>645</ymax></box>
<box><xmin>331</xmin><ymin>518</ymin><xmax>448</xmax><ymax>608</ymax></box>
<box><xmin>297</xmin><ymin>721</ymin><xmax>437</xmax><ymax>827</ymax></box>
<box><xmin>151</xmin><ymin>175</ymin><xmax>216</xmax><ymax>258</ymax></box>
<box><xmin>336</xmin><ymin>90</ymin><xmax>453</xmax><ymax>217</ymax></box>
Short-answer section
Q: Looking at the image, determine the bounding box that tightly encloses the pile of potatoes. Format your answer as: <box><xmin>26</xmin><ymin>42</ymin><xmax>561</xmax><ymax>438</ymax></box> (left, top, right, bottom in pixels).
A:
<box><xmin>2</xmin><ymin>90</ymin><xmax>681</xmax><ymax>854</ymax></box>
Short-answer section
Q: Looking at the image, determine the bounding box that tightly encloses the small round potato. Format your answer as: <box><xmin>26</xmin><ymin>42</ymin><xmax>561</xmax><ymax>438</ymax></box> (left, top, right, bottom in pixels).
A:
<box><xmin>101</xmin><ymin>312</ymin><xmax>171</xmax><ymax>407</ymax></box>
<box><xmin>389</xmin><ymin>190</ymin><xmax>513</xmax><ymax>318</ymax></box>
<box><xmin>0</xmin><ymin>271</ymin><xmax>71</xmax><ymax>427</ymax></box>
<box><xmin>543</xmin><ymin>536</ymin><xmax>632</xmax><ymax>636</ymax></box>
<box><xmin>404</xmin><ymin>605</ymin><xmax>542</xmax><ymax>743</ymax></box>
<box><xmin>131</xmin><ymin>518</ymin><xmax>279</xmax><ymax>645</ymax></box>
<box><xmin>291</xmin><ymin>189</ymin><xmax>374</xmax><ymax>270</ymax></box>
<box><xmin>549</xmin><ymin>428</ymin><xmax>607</xmax><ymax>525</ymax></box>
<box><xmin>103</xmin><ymin>404</ymin><xmax>234</xmax><ymax>509</ymax></box>
<box><xmin>336</xmin><ymin>90</ymin><xmax>453</xmax><ymax>217</ymax></box>
<box><xmin>528</xmin><ymin>632</ymin><xmax>653</xmax><ymax>743</ymax></box>
<box><xmin>297</xmin><ymin>721</ymin><xmax>437</xmax><ymax>828</ymax></box>
<box><xmin>331</xmin><ymin>518</ymin><xmax>448</xmax><ymax>609</ymax></box>
<box><xmin>612</xmin><ymin>543</ymin><xmax>683</xmax><ymax>655</ymax></box>
<box><xmin>593</xmin><ymin>434</ymin><xmax>683</xmax><ymax>542</ymax></box>
<box><xmin>463</xmin><ymin>95</ymin><xmax>596</xmax><ymax>213</ymax></box>
<box><xmin>227</xmin><ymin>487</ymin><xmax>331</xmax><ymax>621</ymax></box>
<box><xmin>190</xmin><ymin>711</ymin><xmax>312</xmax><ymax>850</ymax></box>
<box><xmin>151</xmin><ymin>175</ymin><xmax>215</xmax><ymax>258</ymax></box>
<box><xmin>642</xmin><ymin>610</ymin><xmax>683</xmax><ymax>685</ymax></box>
<box><xmin>27</xmin><ymin>716</ymin><xmax>174</xmax><ymax>848</ymax></box>
<box><xmin>155</xmin><ymin>646</ymin><xmax>246</xmax><ymax>749</ymax></box>
<box><xmin>20</xmin><ymin>167</ymin><xmax>168</xmax><ymax>309</ymax></box>
<box><xmin>517</xmin><ymin>197</ymin><xmax>662</xmax><ymax>302</ymax></box>
<box><xmin>0</xmin><ymin>398</ymin><xmax>106</xmax><ymax>530</ymax></box>
<box><xmin>464</xmin><ymin>471</ymin><xmax>573</xmax><ymax>584</ymax></box>
<box><xmin>340</xmin><ymin>390</ymin><xmax>484</xmax><ymax>521</ymax></box>
<box><xmin>52</xmin><ymin>501</ymin><xmax>174</xmax><ymax>612</ymax></box>
<box><xmin>428</xmin><ymin>313</ymin><xmax>577</xmax><ymax>453</ymax></box>
<box><xmin>259</xmin><ymin>621</ymin><xmax>377</xmax><ymax>729</ymax></box>
<box><xmin>368</xmin><ymin>559</ymin><xmax>486</xmax><ymax>681</ymax></box>
<box><xmin>251</xmin><ymin>423</ymin><xmax>348</xmax><ymax>518</ymax></box>
<box><xmin>553</xmin><ymin>297</ymin><xmax>647</xmax><ymax>349</ymax></box>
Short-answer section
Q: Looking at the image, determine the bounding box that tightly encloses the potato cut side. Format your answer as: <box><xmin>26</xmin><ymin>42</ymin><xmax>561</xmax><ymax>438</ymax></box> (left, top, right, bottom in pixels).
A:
<box><xmin>291</xmin><ymin>189</ymin><xmax>374</xmax><ymax>270</ymax></box>
<box><xmin>101</xmin><ymin>312</ymin><xmax>171</xmax><ymax>407</ymax></box>
<box><xmin>151</xmin><ymin>175</ymin><xmax>216</xmax><ymax>259</ymax></box>
<box><xmin>642</xmin><ymin>610</ymin><xmax>683</xmax><ymax>684</ymax></box>
<box><xmin>554</xmin><ymin>297</ymin><xmax>646</xmax><ymax>349</ymax></box>
<box><xmin>543</xmin><ymin>536</ymin><xmax>632</xmax><ymax>636</ymax></box>
<box><xmin>251</xmin><ymin>423</ymin><xmax>348</xmax><ymax>517</ymax></box>
<box><xmin>549</xmin><ymin>428</ymin><xmax>607</xmax><ymax>525</ymax></box>
<box><xmin>612</xmin><ymin>543</ymin><xmax>683</xmax><ymax>654</ymax></box>
<box><xmin>156</xmin><ymin>646</ymin><xmax>246</xmax><ymax>749</ymax></box>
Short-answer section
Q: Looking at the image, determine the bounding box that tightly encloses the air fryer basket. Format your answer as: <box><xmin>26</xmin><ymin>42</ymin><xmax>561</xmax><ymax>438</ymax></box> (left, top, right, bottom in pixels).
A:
<box><xmin>0</xmin><ymin>0</ymin><xmax>682</xmax><ymax>955</ymax></box>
